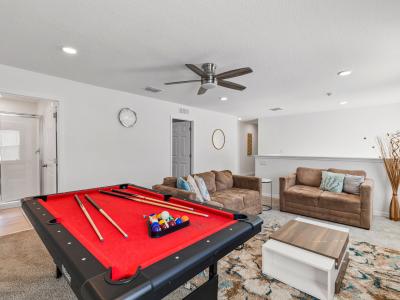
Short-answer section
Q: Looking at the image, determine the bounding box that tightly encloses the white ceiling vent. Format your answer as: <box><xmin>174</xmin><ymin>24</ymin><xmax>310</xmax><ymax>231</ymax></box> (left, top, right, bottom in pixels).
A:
<box><xmin>269</xmin><ymin>107</ymin><xmax>283</xmax><ymax>111</ymax></box>
<box><xmin>144</xmin><ymin>86</ymin><xmax>162</xmax><ymax>93</ymax></box>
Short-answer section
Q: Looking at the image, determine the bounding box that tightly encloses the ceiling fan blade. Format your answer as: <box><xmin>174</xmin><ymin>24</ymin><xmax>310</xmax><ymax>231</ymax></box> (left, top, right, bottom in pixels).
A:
<box><xmin>216</xmin><ymin>67</ymin><xmax>253</xmax><ymax>80</ymax></box>
<box><xmin>218</xmin><ymin>80</ymin><xmax>246</xmax><ymax>91</ymax></box>
<box><xmin>186</xmin><ymin>64</ymin><xmax>206</xmax><ymax>77</ymax></box>
<box><xmin>197</xmin><ymin>87</ymin><xmax>207</xmax><ymax>95</ymax></box>
<box><xmin>164</xmin><ymin>79</ymin><xmax>201</xmax><ymax>85</ymax></box>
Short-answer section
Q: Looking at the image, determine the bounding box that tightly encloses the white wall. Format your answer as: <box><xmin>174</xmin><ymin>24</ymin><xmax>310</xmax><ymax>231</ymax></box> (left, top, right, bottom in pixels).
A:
<box><xmin>258</xmin><ymin>103</ymin><xmax>400</xmax><ymax>158</ymax></box>
<box><xmin>238</xmin><ymin>121</ymin><xmax>258</xmax><ymax>175</ymax></box>
<box><xmin>0</xmin><ymin>64</ymin><xmax>239</xmax><ymax>192</ymax></box>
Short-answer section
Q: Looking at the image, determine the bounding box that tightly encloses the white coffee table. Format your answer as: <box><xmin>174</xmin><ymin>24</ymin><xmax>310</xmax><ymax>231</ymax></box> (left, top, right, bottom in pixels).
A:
<box><xmin>262</xmin><ymin>217</ymin><xmax>349</xmax><ymax>300</ymax></box>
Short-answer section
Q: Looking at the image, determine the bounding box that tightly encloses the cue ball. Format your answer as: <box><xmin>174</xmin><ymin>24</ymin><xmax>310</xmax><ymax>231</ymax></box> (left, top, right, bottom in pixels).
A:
<box><xmin>161</xmin><ymin>211</ymin><xmax>170</xmax><ymax>220</ymax></box>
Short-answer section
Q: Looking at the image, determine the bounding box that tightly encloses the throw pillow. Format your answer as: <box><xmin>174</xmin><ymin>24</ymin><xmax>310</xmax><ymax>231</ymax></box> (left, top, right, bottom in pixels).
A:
<box><xmin>177</xmin><ymin>177</ymin><xmax>191</xmax><ymax>191</ymax></box>
<box><xmin>343</xmin><ymin>174</ymin><xmax>365</xmax><ymax>195</ymax></box>
<box><xmin>320</xmin><ymin>171</ymin><xmax>345</xmax><ymax>193</ymax></box>
<box><xmin>194</xmin><ymin>175</ymin><xmax>211</xmax><ymax>201</ymax></box>
<box><xmin>186</xmin><ymin>175</ymin><xmax>204</xmax><ymax>202</ymax></box>
<box><xmin>213</xmin><ymin>170</ymin><xmax>234</xmax><ymax>191</ymax></box>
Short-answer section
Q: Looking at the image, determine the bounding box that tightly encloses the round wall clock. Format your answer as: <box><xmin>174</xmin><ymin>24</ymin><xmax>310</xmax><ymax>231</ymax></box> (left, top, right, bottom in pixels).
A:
<box><xmin>118</xmin><ymin>108</ymin><xmax>137</xmax><ymax>128</ymax></box>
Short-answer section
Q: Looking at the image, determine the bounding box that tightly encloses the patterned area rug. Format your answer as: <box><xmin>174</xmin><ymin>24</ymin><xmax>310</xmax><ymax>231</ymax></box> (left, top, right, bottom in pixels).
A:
<box><xmin>186</xmin><ymin>222</ymin><xmax>400</xmax><ymax>300</ymax></box>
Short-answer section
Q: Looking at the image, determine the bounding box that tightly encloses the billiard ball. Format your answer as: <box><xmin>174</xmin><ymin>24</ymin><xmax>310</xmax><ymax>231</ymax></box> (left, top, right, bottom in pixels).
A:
<box><xmin>149</xmin><ymin>216</ymin><xmax>159</xmax><ymax>224</ymax></box>
<box><xmin>159</xmin><ymin>220</ymin><xmax>169</xmax><ymax>230</ymax></box>
<box><xmin>151</xmin><ymin>224</ymin><xmax>161</xmax><ymax>233</ymax></box>
<box><xmin>181</xmin><ymin>215</ymin><xmax>189</xmax><ymax>222</ymax></box>
<box><xmin>168</xmin><ymin>220</ymin><xmax>176</xmax><ymax>227</ymax></box>
<box><xmin>161</xmin><ymin>211</ymin><xmax>170</xmax><ymax>220</ymax></box>
<box><xmin>175</xmin><ymin>217</ymin><xmax>182</xmax><ymax>225</ymax></box>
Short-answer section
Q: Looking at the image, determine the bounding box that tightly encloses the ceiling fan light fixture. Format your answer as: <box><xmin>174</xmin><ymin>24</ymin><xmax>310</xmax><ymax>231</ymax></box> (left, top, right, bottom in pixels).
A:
<box><xmin>201</xmin><ymin>78</ymin><xmax>217</xmax><ymax>90</ymax></box>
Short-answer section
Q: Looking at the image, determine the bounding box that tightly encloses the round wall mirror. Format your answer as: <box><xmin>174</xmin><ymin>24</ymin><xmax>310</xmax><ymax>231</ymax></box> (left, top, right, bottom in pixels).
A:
<box><xmin>212</xmin><ymin>129</ymin><xmax>225</xmax><ymax>150</ymax></box>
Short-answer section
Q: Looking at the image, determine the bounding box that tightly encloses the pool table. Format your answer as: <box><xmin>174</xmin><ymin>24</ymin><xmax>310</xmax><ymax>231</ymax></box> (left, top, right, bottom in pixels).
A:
<box><xmin>22</xmin><ymin>183</ymin><xmax>262</xmax><ymax>300</ymax></box>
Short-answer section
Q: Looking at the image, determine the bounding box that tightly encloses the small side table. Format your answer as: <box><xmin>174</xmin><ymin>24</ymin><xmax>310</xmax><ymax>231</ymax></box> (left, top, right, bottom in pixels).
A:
<box><xmin>262</xmin><ymin>178</ymin><xmax>272</xmax><ymax>211</ymax></box>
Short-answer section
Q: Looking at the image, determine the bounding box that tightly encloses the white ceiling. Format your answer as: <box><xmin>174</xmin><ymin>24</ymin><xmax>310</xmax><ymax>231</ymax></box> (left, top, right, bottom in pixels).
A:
<box><xmin>1</xmin><ymin>0</ymin><xmax>400</xmax><ymax>119</ymax></box>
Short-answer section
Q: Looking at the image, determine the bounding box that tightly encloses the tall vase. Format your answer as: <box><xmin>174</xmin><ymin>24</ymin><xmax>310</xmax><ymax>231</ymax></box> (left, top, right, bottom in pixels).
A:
<box><xmin>390</xmin><ymin>193</ymin><xmax>400</xmax><ymax>221</ymax></box>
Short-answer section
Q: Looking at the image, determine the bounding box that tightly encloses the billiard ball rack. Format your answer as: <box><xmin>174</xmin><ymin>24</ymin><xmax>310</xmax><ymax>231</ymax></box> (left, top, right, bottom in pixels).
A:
<box><xmin>147</xmin><ymin>219</ymin><xmax>190</xmax><ymax>238</ymax></box>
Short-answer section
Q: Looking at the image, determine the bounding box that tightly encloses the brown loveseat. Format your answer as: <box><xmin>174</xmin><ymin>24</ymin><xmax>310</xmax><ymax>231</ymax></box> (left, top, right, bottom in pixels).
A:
<box><xmin>280</xmin><ymin>167</ymin><xmax>374</xmax><ymax>229</ymax></box>
<box><xmin>152</xmin><ymin>170</ymin><xmax>262</xmax><ymax>215</ymax></box>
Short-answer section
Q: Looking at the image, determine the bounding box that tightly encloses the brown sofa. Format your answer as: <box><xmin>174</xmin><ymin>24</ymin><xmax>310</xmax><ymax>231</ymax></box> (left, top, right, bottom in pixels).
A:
<box><xmin>152</xmin><ymin>170</ymin><xmax>262</xmax><ymax>215</ymax></box>
<box><xmin>280</xmin><ymin>167</ymin><xmax>374</xmax><ymax>229</ymax></box>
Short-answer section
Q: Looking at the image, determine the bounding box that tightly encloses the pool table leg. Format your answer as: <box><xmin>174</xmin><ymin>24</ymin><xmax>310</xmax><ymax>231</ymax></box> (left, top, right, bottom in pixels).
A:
<box><xmin>183</xmin><ymin>264</ymin><xmax>218</xmax><ymax>300</ymax></box>
<box><xmin>55</xmin><ymin>266</ymin><xmax>62</xmax><ymax>279</ymax></box>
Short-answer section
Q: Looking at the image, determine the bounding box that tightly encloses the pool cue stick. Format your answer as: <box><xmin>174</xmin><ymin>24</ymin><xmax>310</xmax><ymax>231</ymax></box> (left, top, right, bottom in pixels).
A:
<box><xmin>74</xmin><ymin>195</ymin><xmax>104</xmax><ymax>242</ymax></box>
<box><xmin>100</xmin><ymin>190</ymin><xmax>209</xmax><ymax>218</ymax></box>
<box><xmin>111</xmin><ymin>189</ymin><xmax>194</xmax><ymax>211</ymax></box>
<box><xmin>84</xmin><ymin>194</ymin><xmax>128</xmax><ymax>239</ymax></box>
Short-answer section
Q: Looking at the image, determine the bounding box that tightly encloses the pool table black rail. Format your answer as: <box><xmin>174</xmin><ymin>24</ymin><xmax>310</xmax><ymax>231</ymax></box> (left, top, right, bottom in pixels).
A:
<box><xmin>21</xmin><ymin>183</ymin><xmax>263</xmax><ymax>300</ymax></box>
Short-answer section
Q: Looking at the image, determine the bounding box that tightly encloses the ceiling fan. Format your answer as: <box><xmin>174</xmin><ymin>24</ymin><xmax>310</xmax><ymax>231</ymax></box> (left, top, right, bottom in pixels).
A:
<box><xmin>164</xmin><ymin>63</ymin><xmax>253</xmax><ymax>95</ymax></box>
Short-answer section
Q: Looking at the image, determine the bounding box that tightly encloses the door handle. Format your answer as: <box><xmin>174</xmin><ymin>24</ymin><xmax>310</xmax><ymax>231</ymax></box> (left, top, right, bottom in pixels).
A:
<box><xmin>42</xmin><ymin>164</ymin><xmax>48</xmax><ymax>168</ymax></box>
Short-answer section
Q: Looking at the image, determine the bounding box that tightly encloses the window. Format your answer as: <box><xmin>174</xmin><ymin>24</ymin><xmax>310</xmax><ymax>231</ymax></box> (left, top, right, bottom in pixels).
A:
<box><xmin>0</xmin><ymin>130</ymin><xmax>20</xmax><ymax>161</ymax></box>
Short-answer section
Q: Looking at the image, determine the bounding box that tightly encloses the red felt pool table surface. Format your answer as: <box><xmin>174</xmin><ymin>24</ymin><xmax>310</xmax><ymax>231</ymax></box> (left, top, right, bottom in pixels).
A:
<box><xmin>39</xmin><ymin>185</ymin><xmax>237</xmax><ymax>280</ymax></box>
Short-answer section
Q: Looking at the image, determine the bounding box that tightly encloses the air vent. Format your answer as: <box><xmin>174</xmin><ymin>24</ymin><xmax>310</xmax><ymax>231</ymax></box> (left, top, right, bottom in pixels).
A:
<box><xmin>179</xmin><ymin>107</ymin><xmax>190</xmax><ymax>114</ymax></box>
<box><xmin>145</xmin><ymin>86</ymin><xmax>162</xmax><ymax>93</ymax></box>
<box><xmin>269</xmin><ymin>107</ymin><xmax>283</xmax><ymax>111</ymax></box>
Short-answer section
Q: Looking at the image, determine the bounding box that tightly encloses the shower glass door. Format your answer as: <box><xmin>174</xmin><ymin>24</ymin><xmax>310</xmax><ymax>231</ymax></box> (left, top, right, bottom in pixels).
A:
<box><xmin>0</xmin><ymin>114</ymin><xmax>41</xmax><ymax>205</ymax></box>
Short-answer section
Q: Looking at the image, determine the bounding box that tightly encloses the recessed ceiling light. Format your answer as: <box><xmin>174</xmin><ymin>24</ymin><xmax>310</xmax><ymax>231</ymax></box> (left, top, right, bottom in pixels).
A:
<box><xmin>62</xmin><ymin>46</ymin><xmax>77</xmax><ymax>55</ymax></box>
<box><xmin>337</xmin><ymin>70</ymin><xmax>352</xmax><ymax>76</ymax></box>
<box><xmin>238</xmin><ymin>117</ymin><xmax>242</xmax><ymax>121</ymax></box>
<box><xmin>339</xmin><ymin>101</ymin><xmax>348</xmax><ymax>105</ymax></box>
<box><xmin>220</xmin><ymin>97</ymin><xmax>228</xmax><ymax>101</ymax></box>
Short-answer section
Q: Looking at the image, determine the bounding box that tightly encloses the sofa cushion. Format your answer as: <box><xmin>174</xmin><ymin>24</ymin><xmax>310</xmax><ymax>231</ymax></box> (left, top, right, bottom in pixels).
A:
<box><xmin>213</xmin><ymin>170</ymin><xmax>234</xmax><ymax>191</ymax></box>
<box><xmin>296</xmin><ymin>167</ymin><xmax>324</xmax><ymax>187</ymax></box>
<box><xmin>319</xmin><ymin>191</ymin><xmax>361</xmax><ymax>214</ymax></box>
<box><xmin>343</xmin><ymin>174</ymin><xmax>365</xmax><ymax>195</ymax></box>
<box><xmin>320</xmin><ymin>171</ymin><xmax>345</xmax><ymax>193</ymax></box>
<box><xmin>177</xmin><ymin>177</ymin><xmax>191</xmax><ymax>191</ymax></box>
<box><xmin>328</xmin><ymin>168</ymin><xmax>366</xmax><ymax>177</ymax></box>
<box><xmin>228</xmin><ymin>188</ymin><xmax>260</xmax><ymax>209</ymax></box>
<box><xmin>194</xmin><ymin>175</ymin><xmax>211</xmax><ymax>201</ymax></box>
<box><xmin>194</xmin><ymin>171</ymin><xmax>216</xmax><ymax>193</ymax></box>
<box><xmin>211</xmin><ymin>190</ymin><xmax>245</xmax><ymax>211</ymax></box>
<box><xmin>186</xmin><ymin>175</ymin><xmax>204</xmax><ymax>202</ymax></box>
<box><xmin>284</xmin><ymin>185</ymin><xmax>322</xmax><ymax>207</ymax></box>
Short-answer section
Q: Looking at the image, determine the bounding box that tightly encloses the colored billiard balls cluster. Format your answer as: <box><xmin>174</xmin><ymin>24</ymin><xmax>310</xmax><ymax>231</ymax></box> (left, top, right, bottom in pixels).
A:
<box><xmin>149</xmin><ymin>211</ymin><xmax>189</xmax><ymax>233</ymax></box>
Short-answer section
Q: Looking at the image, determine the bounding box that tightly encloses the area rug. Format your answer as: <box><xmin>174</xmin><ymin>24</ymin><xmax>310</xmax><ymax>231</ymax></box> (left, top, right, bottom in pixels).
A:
<box><xmin>1</xmin><ymin>221</ymin><xmax>399</xmax><ymax>300</ymax></box>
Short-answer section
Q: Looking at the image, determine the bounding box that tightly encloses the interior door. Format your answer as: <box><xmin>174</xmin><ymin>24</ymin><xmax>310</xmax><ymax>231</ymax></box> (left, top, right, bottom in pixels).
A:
<box><xmin>0</xmin><ymin>114</ymin><xmax>41</xmax><ymax>204</ymax></box>
<box><xmin>40</xmin><ymin>104</ymin><xmax>58</xmax><ymax>194</ymax></box>
<box><xmin>172</xmin><ymin>120</ymin><xmax>192</xmax><ymax>177</ymax></box>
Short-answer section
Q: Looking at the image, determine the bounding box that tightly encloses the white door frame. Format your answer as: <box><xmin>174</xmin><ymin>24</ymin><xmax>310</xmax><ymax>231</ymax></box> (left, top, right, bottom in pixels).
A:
<box><xmin>170</xmin><ymin>115</ymin><xmax>194</xmax><ymax>177</ymax></box>
<box><xmin>0</xmin><ymin>90</ymin><xmax>60</xmax><ymax>195</ymax></box>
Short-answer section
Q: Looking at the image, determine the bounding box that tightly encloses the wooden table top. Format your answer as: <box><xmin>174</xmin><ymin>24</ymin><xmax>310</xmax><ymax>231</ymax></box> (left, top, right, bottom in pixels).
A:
<box><xmin>270</xmin><ymin>220</ymin><xmax>349</xmax><ymax>267</ymax></box>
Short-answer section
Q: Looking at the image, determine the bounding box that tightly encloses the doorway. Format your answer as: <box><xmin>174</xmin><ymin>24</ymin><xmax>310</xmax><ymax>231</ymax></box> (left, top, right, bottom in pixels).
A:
<box><xmin>0</xmin><ymin>93</ymin><xmax>58</xmax><ymax>208</ymax></box>
<box><xmin>172</xmin><ymin>119</ymin><xmax>193</xmax><ymax>177</ymax></box>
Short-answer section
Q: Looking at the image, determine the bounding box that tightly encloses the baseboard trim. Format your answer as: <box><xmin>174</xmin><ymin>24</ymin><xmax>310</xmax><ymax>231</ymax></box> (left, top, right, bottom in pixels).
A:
<box><xmin>0</xmin><ymin>200</ymin><xmax>21</xmax><ymax>209</ymax></box>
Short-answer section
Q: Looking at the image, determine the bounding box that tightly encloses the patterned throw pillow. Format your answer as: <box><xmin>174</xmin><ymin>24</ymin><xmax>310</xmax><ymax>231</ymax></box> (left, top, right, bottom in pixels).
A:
<box><xmin>186</xmin><ymin>175</ymin><xmax>204</xmax><ymax>202</ymax></box>
<box><xmin>343</xmin><ymin>174</ymin><xmax>365</xmax><ymax>195</ymax></box>
<box><xmin>320</xmin><ymin>171</ymin><xmax>345</xmax><ymax>193</ymax></box>
<box><xmin>194</xmin><ymin>175</ymin><xmax>211</xmax><ymax>202</ymax></box>
<box><xmin>177</xmin><ymin>177</ymin><xmax>191</xmax><ymax>191</ymax></box>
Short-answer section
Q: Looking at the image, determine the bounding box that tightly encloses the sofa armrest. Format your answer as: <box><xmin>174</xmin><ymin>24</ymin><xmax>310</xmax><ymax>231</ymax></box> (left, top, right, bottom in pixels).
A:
<box><xmin>233</xmin><ymin>175</ymin><xmax>261</xmax><ymax>193</ymax></box>
<box><xmin>152</xmin><ymin>184</ymin><xmax>196</xmax><ymax>201</ymax></box>
<box><xmin>279</xmin><ymin>173</ymin><xmax>297</xmax><ymax>211</ymax></box>
<box><xmin>359</xmin><ymin>178</ymin><xmax>374</xmax><ymax>229</ymax></box>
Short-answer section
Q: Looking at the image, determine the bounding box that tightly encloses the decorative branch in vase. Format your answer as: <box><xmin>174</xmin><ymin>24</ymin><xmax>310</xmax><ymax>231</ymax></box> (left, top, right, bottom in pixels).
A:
<box><xmin>377</xmin><ymin>131</ymin><xmax>400</xmax><ymax>221</ymax></box>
